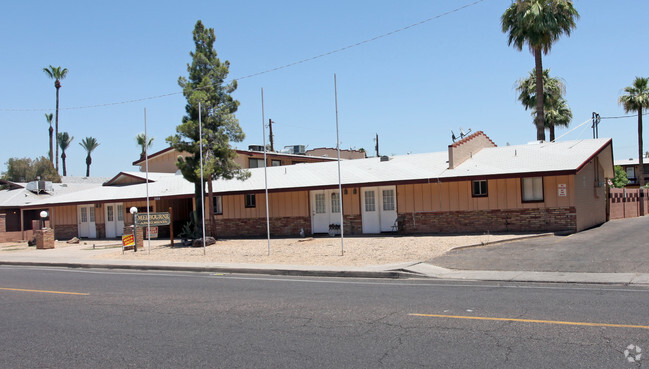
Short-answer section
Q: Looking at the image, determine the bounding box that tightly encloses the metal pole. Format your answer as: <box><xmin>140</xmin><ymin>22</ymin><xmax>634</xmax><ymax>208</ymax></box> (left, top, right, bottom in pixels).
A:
<box><xmin>199</xmin><ymin>102</ymin><xmax>206</xmax><ymax>255</ymax></box>
<box><xmin>262</xmin><ymin>88</ymin><xmax>271</xmax><ymax>256</ymax></box>
<box><xmin>334</xmin><ymin>74</ymin><xmax>344</xmax><ymax>256</ymax></box>
<box><xmin>144</xmin><ymin>108</ymin><xmax>151</xmax><ymax>255</ymax></box>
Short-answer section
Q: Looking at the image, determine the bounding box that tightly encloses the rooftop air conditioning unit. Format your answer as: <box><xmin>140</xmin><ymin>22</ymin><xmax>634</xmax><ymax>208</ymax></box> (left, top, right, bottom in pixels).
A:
<box><xmin>248</xmin><ymin>145</ymin><xmax>265</xmax><ymax>152</ymax></box>
<box><xmin>26</xmin><ymin>180</ymin><xmax>53</xmax><ymax>194</ymax></box>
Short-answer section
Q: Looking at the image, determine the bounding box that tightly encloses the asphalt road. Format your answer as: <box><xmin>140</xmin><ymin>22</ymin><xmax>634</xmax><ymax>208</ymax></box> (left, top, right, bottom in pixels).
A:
<box><xmin>1</xmin><ymin>266</ymin><xmax>648</xmax><ymax>368</ymax></box>
<box><xmin>430</xmin><ymin>216</ymin><xmax>649</xmax><ymax>273</ymax></box>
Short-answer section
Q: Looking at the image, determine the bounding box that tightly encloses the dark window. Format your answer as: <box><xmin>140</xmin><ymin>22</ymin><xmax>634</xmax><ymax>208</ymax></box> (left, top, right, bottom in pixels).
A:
<box><xmin>245</xmin><ymin>194</ymin><xmax>256</xmax><ymax>208</ymax></box>
<box><xmin>271</xmin><ymin>160</ymin><xmax>281</xmax><ymax>167</ymax></box>
<box><xmin>248</xmin><ymin>158</ymin><xmax>265</xmax><ymax>168</ymax></box>
<box><xmin>213</xmin><ymin>196</ymin><xmax>222</xmax><ymax>214</ymax></box>
<box><xmin>472</xmin><ymin>180</ymin><xmax>488</xmax><ymax>197</ymax></box>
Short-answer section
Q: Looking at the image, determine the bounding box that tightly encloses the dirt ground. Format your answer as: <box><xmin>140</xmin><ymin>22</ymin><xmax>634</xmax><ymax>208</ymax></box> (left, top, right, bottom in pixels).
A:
<box><xmin>0</xmin><ymin>233</ymin><xmax>531</xmax><ymax>267</ymax></box>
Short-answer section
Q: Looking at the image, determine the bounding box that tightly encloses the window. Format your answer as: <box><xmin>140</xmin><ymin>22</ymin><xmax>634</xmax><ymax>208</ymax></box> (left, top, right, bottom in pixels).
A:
<box><xmin>271</xmin><ymin>160</ymin><xmax>281</xmax><ymax>167</ymax></box>
<box><xmin>117</xmin><ymin>205</ymin><xmax>124</xmax><ymax>221</ymax></box>
<box><xmin>382</xmin><ymin>189</ymin><xmax>395</xmax><ymax>211</ymax></box>
<box><xmin>364</xmin><ymin>191</ymin><xmax>376</xmax><ymax>212</ymax></box>
<box><xmin>245</xmin><ymin>194</ymin><xmax>256</xmax><ymax>208</ymax></box>
<box><xmin>522</xmin><ymin>177</ymin><xmax>544</xmax><ymax>202</ymax></box>
<box><xmin>107</xmin><ymin>206</ymin><xmax>114</xmax><ymax>221</ymax></box>
<box><xmin>331</xmin><ymin>192</ymin><xmax>340</xmax><ymax>213</ymax></box>
<box><xmin>80</xmin><ymin>207</ymin><xmax>87</xmax><ymax>222</ymax></box>
<box><xmin>626</xmin><ymin>167</ymin><xmax>636</xmax><ymax>179</ymax></box>
<box><xmin>472</xmin><ymin>180</ymin><xmax>488</xmax><ymax>197</ymax></box>
<box><xmin>248</xmin><ymin>158</ymin><xmax>265</xmax><ymax>168</ymax></box>
<box><xmin>315</xmin><ymin>193</ymin><xmax>326</xmax><ymax>213</ymax></box>
<box><xmin>213</xmin><ymin>196</ymin><xmax>223</xmax><ymax>214</ymax></box>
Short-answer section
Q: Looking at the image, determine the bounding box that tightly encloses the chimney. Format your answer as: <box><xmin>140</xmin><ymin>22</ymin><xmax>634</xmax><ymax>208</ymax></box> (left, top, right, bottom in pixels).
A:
<box><xmin>448</xmin><ymin>131</ymin><xmax>497</xmax><ymax>169</ymax></box>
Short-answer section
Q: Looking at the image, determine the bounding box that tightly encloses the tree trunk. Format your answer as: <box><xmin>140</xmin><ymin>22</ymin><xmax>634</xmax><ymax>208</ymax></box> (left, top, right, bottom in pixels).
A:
<box><xmin>534</xmin><ymin>49</ymin><xmax>546</xmax><ymax>142</ymax></box>
<box><xmin>61</xmin><ymin>152</ymin><xmax>67</xmax><ymax>176</ymax></box>
<box><xmin>639</xmin><ymin>107</ymin><xmax>645</xmax><ymax>188</ymax></box>
<box><xmin>48</xmin><ymin>126</ymin><xmax>54</xmax><ymax>164</ymax></box>
<box><xmin>55</xmin><ymin>85</ymin><xmax>60</xmax><ymax>173</ymax></box>
<box><xmin>549</xmin><ymin>126</ymin><xmax>555</xmax><ymax>142</ymax></box>
<box><xmin>86</xmin><ymin>155</ymin><xmax>92</xmax><ymax>177</ymax></box>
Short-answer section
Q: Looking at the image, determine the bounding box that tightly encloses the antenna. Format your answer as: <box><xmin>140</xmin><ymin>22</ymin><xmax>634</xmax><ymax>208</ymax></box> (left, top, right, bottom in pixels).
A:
<box><xmin>458</xmin><ymin>127</ymin><xmax>472</xmax><ymax>139</ymax></box>
<box><xmin>451</xmin><ymin>130</ymin><xmax>457</xmax><ymax>142</ymax></box>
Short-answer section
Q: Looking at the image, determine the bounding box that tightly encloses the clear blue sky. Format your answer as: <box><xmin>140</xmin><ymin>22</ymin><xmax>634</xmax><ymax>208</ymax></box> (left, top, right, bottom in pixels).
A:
<box><xmin>1</xmin><ymin>0</ymin><xmax>647</xmax><ymax>178</ymax></box>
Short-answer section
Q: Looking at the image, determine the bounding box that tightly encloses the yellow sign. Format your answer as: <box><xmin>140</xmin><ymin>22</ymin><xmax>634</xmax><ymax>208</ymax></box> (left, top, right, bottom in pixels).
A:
<box><xmin>122</xmin><ymin>234</ymin><xmax>135</xmax><ymax>246</ymax></box>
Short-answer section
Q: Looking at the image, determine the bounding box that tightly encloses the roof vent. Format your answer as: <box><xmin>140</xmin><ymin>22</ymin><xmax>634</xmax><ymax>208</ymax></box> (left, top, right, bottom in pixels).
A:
<box><xmin>380</xmin><ymin>155</ymin><xmax>390</xmax><ymax>162</ymax></box>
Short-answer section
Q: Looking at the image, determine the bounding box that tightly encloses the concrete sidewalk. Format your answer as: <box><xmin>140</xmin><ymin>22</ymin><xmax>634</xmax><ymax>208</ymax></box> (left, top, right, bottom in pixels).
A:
<box><xmin>1</xmin><ymin>239</ymin><xmax>648</xmax><ymax>285</ymax></box>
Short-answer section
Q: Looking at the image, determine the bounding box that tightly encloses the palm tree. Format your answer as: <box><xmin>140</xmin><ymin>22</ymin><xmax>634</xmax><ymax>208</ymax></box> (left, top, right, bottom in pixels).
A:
<box><xmin>619</xmin><ymin>77</ymin><xmax>649</xmax><ymax>187</ymax></box>
<box><xmin>43</xmin><ymin>65</ymin><xmax>69</xmax><ymax>173</ymax></box>
<box><xmin>135</xmin><ymin>133</ymin><xmax>154</xmax><ymax>159</ymax></box>
<box><xmin>543</xmin><ymin>97</ymin><xmax>572</xmax><ymax>141</ymax></box>
<box><xmin>502</xmin><ymin>0</ymin><xmax>579</xmax><ymax>142</ymax></box>
<box><xmin>516</xmin><ymin>68</ymin><xmax>571</xmax><ymax>141</ymax></box>
<box><xmin>79</xmin><ymin>137</ymin><xmax>100</xmax><ymax>177</ymax></box>
<box><xmin>57</xmin><ymin>132</ymin><xmax>73</xmax><ymax>176</ymax></box>
<box><xmin>45</xmin><ymin>113</ymin><xmax>54</xmax><ymax>164</ymax></box>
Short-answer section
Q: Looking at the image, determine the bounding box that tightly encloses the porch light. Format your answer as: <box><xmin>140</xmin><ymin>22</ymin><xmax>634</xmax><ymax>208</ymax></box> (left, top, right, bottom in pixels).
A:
<box><xmin>39</xmin><ymin>211</ymin><xmax>48</xmax><ymax>229</ymax></box>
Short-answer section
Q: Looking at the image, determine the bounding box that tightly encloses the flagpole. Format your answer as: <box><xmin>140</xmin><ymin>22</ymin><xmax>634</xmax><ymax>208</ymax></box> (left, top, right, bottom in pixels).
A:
<box><xmin>334</xmin><ymin>74</ymin><xmax>344</xmax><ymax>256</ymax></box>
<box><xmin>199</xmin><ymin>102</ymin><xmax>206</xmax><ymax>255</ymax></box>
<box><xmin>261</xmin><ymin>88</ymin><xmax>271</xmax><ymax>256</ymax></box>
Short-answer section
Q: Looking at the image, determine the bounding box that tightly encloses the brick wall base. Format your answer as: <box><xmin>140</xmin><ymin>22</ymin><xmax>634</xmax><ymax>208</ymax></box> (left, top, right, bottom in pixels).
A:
<box><xmin>35</xmin><ymin>228</ymin><xmax>55</xmax><ymax>249</ymax></box>
<box><xmin>54</xmin><ymin>224</ymin><xmax>78</xmax><ymax>241</ymax></box>
<box><xmin>211</xmin><ymin>216</ymin><xmax>312</xmax><ymax>238</ymax></box>
<box><xmin>401</xmin><ymin>207</ymin><xmax>576</xmax><ymax>234</ymax></box>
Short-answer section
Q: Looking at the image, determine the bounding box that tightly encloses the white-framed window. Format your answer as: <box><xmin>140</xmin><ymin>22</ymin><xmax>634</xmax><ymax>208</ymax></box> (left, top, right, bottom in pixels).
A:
<box><xmin>89</xmin><ymin>207</ymin><xmax>95</xmax><ymax>222</ymax></box>
<box><xmin>626</xmin><ymin>167</ymin><xmax>635</xmax><ymax>179</ymax></box>
<box><xmin>315</xmin><ymin>193</ymin><xmax>326</xmax><ymax>213</ymax></box>
<box><xmin>382</xmin><ymin>189</ymin><xmax>395</xmax><ymax>211</ymax></box>
<box><xmin>522</xmin><ymin>177</ymin><xmax>544</xmax><ymax>202</ymax></box>
<box><xmin>107</xmin><ymin>206</ymin><xmax>114</xmax><ymax>222</ymax></box>
<box><xmin>472</xmin><ymin>180</ymin><xmax>488</xmax><ymax>197</ymax></box>
<box><xmin>364</xmin><ymin>191</ymin><xmax>376</xmax><ymax>212</ymax></box>
<box><xmin>331</xmin><ymin>192</ymin><xmax>340</xmax><ymax>213</ymax></box>
<box><xmin>117</xmin><ymin>204</ymin><xmax>124</xmax><ymax>221</ymax></box>
<box><xmin>245</xmin><ymin>194</ymin><xmax>256</xmax><ymax>208</ymax></box>
<box><xmin>80</xmin><ymin>207</ymin><xmax>87</xmax><ymax>222</ymax></box>
<box><xmin>213</xmin><ymin>196</ymin><xmax>223</xmax><ymax>214</ymax></box>
<box><xmin>248</xmin><ymin>158</ymin><xmax>265</xmax><ymax>168</ymax></box>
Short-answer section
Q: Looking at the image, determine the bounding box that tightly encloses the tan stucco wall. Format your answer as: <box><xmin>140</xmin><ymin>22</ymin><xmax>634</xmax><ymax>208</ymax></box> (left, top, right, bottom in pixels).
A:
<box><xmin>574</xmin><ymin>158</ymin><xmax>607</xmax><ymax>231</ymax></box>
<box><xmin>139</xmin><ymin>151</ymin><xmax>191</xmax><ymax>173</ymax></box>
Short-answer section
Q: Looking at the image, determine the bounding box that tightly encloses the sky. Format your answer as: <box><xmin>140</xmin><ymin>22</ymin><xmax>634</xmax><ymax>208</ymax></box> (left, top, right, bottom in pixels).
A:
<box><xmin>1</xmin><ymin>0</ymin><xmax>648</xmax><ymax>178</ymax></box>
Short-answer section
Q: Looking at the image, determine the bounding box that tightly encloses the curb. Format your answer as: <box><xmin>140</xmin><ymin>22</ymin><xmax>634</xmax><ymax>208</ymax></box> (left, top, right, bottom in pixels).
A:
<box><xmin>0</xmin><ymin>261</ymin><xmax>406</xmax><ymax>279</ymax></box>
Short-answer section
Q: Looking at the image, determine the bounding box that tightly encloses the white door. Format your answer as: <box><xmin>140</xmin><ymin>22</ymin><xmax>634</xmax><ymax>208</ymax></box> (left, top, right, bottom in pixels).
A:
<box><xmin>78</xmin><ymin>205</ymin><xmax>97</xmax><ymax>238</ymax></box>
<box><xmin>361</xmin><ymin>186</ymin><xmax>397</xmax><ymax>234</ymax></box>
<box><xmin>310</xmin><ymin>190</ymin><xmax>342</xmax><ymax>234</ymax></box>
<box><xmin>105</xmin><ymin>203</ymin><xmax>125</xmax><ymax>238</ymax></box>
<box><xmin>361</xmin><ymin>188</ymin><xmax>380</xmax><ymax>234</ymax></box>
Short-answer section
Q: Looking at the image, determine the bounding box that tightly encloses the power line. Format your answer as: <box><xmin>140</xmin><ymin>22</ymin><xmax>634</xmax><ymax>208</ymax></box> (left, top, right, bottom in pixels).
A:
<box><xmin>0</xmin><ymin>0</ymin><xmax>485</xmax><ymax>112</ymax></box>
<box><xmin>600</xmin><ymin>112</ymin><xmax>649</xmax><ymax>120</ymax></box>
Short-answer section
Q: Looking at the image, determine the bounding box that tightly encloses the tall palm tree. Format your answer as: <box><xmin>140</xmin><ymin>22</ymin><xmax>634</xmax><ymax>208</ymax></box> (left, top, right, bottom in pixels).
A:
<box><xmin>516</xmin><ymin>68</ymin><xmax>571</xmax><ymax>141</ymax></box>
<box><xmin>79</xmin><ymin>137</ymin><xmax>100</xmax><ymax>177</ymax></box>
<box><xmin>502</xmin><ymin>0</ymin><xmax>579</xmax><ymax>142</ymax></box>
<box><xmin>619</xmin><ymin>77</ymin><xmax>649</xmax><ymax>187</ymax></box>
<box><xmin>135</xmin><ymin>133</ymin><xmax>154</xmax><ymax>159</ymax></box>
<box><xmin>57</xmin><ymin>132</ymin><xmax>73</xmax><ymax>177</ymax></box>
<box><xmin>43</xmin><ymin>65</ymin><xmax>69</xmax><ymax>173</ymax></box>
<box><xmin>45</xmin><ymin>113</ymin><xmax>54</xmax><ymax>164</ymax></box>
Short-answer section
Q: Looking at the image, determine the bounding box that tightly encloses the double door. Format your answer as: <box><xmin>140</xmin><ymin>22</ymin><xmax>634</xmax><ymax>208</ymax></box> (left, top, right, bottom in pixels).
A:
<box><xmin>361</xmin><ymin>186</ymin><xmax>397</xmax><ymax>234</ymax></box>
<box><xmin>310</xmin><ymin>190</ymin><xmax>342</xmax><ymax>234</ymax></box>
<box><xmin>105</xmin><ymin>203</ymin><xmax>125</xmax><ymax>238</ymax></box>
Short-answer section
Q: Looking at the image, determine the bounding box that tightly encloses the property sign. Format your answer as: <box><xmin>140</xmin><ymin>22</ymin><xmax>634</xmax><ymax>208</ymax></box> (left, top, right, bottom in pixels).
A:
<box><xmin>145</xmin><ymin>226</ymin><xmax>158</xmax><ymax>238</ymax></box>
<box><xmin>136</xmin><ymin>212</ymin><xmax>171</xmax><ymax>226</ymax></box>
<box><xmin>558</xmin><ymin>184</ymin><xmax>567</xmax><ymax>197</ymax></box>
<box><xmin>122</xmin><ymin>234</ymin><xmax>135</xmax><ymax>247</ymax></box>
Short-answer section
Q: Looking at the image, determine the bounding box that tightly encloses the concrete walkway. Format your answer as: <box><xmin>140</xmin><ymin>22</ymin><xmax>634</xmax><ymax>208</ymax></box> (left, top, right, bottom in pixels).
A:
<box><xmin>1</xmin><ymin>237</ymin><xmax>648</xmax><ymax>285</ymax></box>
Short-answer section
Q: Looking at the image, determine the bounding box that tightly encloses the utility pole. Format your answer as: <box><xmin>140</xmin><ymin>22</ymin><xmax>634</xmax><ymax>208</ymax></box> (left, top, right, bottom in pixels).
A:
<box><xmin>592</xmin><ymin>112</ymin><xmax>601</xmax><ymax>139</ymax></box>
<box><xmin>375</xmin><ymin>133</ymin><xmax>379</xmax><ymax>157</ymax></box>
<box><xmin>268</xmin><ymin>119</ymin><xmax>275</xmax><ymax>151</ymax></box>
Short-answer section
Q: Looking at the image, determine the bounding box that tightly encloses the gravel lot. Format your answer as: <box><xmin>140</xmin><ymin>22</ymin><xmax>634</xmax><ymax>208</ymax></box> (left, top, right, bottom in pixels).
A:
<box><xmin>1</xmin><ymin>233</ymin><xmax>537</xmax><ymax>267</ymax></box>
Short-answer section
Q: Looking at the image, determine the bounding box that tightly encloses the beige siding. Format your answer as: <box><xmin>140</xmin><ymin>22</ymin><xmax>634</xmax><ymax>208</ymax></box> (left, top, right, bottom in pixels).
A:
<box><xmin>574</xmin><ymin>158</ymin><xmax>607</xmax><ymax>231</ymax></box>
<box><xmin>216</xmin><ymin>191</ymin><xmax>309</xmax><ymax>219</ymax></box>
<box><xmin>398</xmin><ymin>175</ymin><xmax>578</xmax><ymax>213</ymax></box>
<box><xmin>53</xmin><ymin>205</ymin><xmax>77</xmax><ymax>225</ymax></box>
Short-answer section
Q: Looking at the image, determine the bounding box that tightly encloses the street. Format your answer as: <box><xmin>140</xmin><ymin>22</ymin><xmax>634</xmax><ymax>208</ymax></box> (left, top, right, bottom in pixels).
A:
<box><xmin>1</xmin><ymin>266</ymin><xmax>648</xmax><ymax>368</ymax></box>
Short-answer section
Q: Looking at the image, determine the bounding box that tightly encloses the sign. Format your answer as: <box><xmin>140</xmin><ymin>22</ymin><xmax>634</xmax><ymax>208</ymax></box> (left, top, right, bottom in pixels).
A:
<box><xmin>122</xmin><ymin>234</ymin><xmax>135</xmax><ymax>247</ymax></box>
<box><xmin>145</xmin><ymin>226</ymin><xmax>158</xmax><ymax>238</ymax></box>
<box><xmin>558</xmin><ymin>184</ymin><xmax>567</xmax><ymax>197</ymax></box>
<box><xmin>135</xmin><ymin>212</ymin><xmax>170</xmax><ymax>226</ymax></box>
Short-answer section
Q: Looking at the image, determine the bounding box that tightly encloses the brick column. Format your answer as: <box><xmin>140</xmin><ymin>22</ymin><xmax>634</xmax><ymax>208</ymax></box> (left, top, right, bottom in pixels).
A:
<box><xmin>35</xmin><ymin>228</ymin><xmax>55</xmax><ymax>249</ymax></box>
